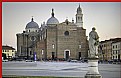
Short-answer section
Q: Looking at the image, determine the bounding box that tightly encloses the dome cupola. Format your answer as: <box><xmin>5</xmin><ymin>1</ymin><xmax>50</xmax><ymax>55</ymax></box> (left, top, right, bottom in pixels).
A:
<box><xmin>46</xmin><ymin>8</ymin><xmax>59</xmax><ymax>25</ymax></box>
<box><xmin>25</xmin><ymin>17</ymin><xmax>39</xmax><ymax>32</ymax></box>
<box><xmin>26</xmin><ymin>17</ymin><xmax>39</xmax><ymax>29</ymax></box>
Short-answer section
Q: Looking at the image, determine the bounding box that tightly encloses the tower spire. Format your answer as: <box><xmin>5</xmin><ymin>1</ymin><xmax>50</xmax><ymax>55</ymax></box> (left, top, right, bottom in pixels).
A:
<box><xmin>51</xmin><ymin>8</ymin><xmax>54</xmax><ymax>17</ymax></box>
<box><xmin>77</xmin><ymin>3</ymin><xmax>82</xmax><ymax>14</ymax></box>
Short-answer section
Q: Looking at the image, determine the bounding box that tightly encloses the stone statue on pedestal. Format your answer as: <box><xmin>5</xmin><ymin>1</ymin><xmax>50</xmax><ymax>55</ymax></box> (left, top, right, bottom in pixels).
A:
<box><xmin>85</xmin><ymin>27</ymin><xmax>102</xmax><ymax>78</ymax></box>
<box><xmin>89</xmin><ymin>27</ymin><xmax>99</xmax><ymax>58</ymax></box>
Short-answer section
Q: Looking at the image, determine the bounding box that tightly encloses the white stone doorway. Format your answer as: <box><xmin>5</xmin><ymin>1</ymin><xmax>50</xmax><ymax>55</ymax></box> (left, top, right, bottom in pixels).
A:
<box><xmin>64</xmin><ymin>49</ymin><xmax>70</xmax><ymax>60</ymax></box>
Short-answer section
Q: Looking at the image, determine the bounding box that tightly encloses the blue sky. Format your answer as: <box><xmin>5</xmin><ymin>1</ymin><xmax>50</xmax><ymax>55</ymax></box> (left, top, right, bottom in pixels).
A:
<box><xmin>2</xmin><ymin>2</ymin><xmax>121</xmax><ymax>49</ymax></box>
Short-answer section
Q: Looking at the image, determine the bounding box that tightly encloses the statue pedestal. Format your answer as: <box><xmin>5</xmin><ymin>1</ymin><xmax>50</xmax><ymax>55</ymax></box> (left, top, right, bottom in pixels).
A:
<box><xmin>85</xmin><ymin>58</ymin><xmax>102</xmax><ymax>78</ymax></box>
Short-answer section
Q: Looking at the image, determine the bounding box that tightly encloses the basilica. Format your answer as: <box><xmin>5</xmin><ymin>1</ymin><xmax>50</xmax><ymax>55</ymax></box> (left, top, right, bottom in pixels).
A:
<box><xmin>16</xmin><ymin>5</ymin><xmax>89</xmax><ymax>61</ymax></box>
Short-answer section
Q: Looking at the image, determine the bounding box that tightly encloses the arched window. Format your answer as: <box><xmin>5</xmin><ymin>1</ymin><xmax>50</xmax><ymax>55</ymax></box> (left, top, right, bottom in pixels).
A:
<box><xmin>78</xmin><ymin>17</ymin><xmax>80</xmax><ymax>20</ymax></box>
<box><xmin>64</xmin><ymin>31</ymin><xmax>69</xmax><ymax>36</ymax></box>
<box><xmin>52</xmin><ymin>44</ymin><xmax>55</xmax><ymax>49</ymax></box>
<box><xmin>81</xmin><ymin>17</ymin><xmax>82</xmax><ymax>21</ymax></box>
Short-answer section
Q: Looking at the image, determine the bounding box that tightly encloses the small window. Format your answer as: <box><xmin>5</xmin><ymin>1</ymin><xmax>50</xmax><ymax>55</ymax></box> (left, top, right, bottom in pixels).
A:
<box><xmin>81</xmin><ymin>17</ymin><xmax>82</xmax><ymax>21</ymax></box>
<box><xmin>42</xmin><ymin>50</ymin><xmax>44</xmax><ymax>55</ymax></box>
<box><xmin>30</xmin><ymin>36</ymin><xmax>36</xmax><ymax>41</ymax></box>
<box><xmin>113</xmin><ymin>46</ymin><xmax>114</xmax><ymax>49</ymax></box>
<box><xmin>116</xmin><ymin>45</ymin><xmax>117</xmax><ymax>48</ymax></box>
<box><xmin>78</xmin><ymin>17</ymin><xmax>80</xmax><ymax>20</ymax></box>
<box><xmin>113</xmin><ymin>56</ymin><xmax>114</xmax><ymax>59</ymax></box>
<box><xmin>64</xmin><ymin>31</ymin><xmax>69</xmax><ymax>36</ymax></box>
<box><xmin>30</xmin><ymin>51</ymin><xmax>32</xmax><ymax>55</ymax></box>
<box><xmin>79</xmin><ymin>45</ymin><xmax>81</xmax><ymax>48</ymax></box>
<box><xmin>52</xmin><ymin>44</ymin><xmax>55</xmax><ymax>49</ymax></box>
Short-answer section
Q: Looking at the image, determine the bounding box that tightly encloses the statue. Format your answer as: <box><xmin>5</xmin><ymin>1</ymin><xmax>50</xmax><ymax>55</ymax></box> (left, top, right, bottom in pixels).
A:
<box><xmin>89</xmin><ymin>27</ymin><xmax>99</xmax><ymax>58</ymax></box>
<box><xmin>85</xmin><ymin>27</ymin><xmax>102</xmax><ymax>78</ymax></box>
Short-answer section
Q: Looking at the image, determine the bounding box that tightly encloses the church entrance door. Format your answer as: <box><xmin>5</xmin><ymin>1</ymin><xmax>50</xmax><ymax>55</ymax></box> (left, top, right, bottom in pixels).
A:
<box><xmin>64</xmin><ymin>50</ymin><xmax>70</xmax><ymax>61</ymax></box>
<box><xmin>52</xmin><ymin>52</ymin><xmax>55</xmax><ymax>60</ymax></box>
<box><xmin>65</xmin><ymin>51</ymin><xmax>69</xmax><ymax>60</ymax></box>
<box><xmin>79</xmin><ymin>52</ymin><xmax>81</xmax><ymax>60</ymax></box>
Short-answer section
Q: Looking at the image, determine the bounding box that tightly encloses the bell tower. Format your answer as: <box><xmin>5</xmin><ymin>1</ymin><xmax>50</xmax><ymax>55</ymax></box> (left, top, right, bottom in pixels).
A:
<box><xmin>76</xmin><ymin>4</ymin><xmax>83</xmax><ymax>27</ymax></box>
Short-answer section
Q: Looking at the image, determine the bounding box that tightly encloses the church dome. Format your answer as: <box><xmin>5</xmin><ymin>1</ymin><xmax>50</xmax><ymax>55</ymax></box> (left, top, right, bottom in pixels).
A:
<box><xmin>47</xmin><ymin>17</ymin><xmax>59</xmax><ymax>25</ymax></box>
<box><xmin>46</xmin><ymin>9</ymin><xmax>59</xmax><ymax>25</ymax></box>
<box><xmin>26</xmin><ymin>18</ymin><xmax>39</xmax><ymax>29</ymax></box>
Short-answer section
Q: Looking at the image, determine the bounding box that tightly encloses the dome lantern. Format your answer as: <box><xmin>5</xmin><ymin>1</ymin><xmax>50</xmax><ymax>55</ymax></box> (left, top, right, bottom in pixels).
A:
<box><xmin>31</xmin><ymin>16</ymin><xmax>34</xmax><ymax>21</ymax></box>
<box><xmin>51</xmin><ymin>8</ymin><xmax>54</xmax><ymax>17</ymax></box>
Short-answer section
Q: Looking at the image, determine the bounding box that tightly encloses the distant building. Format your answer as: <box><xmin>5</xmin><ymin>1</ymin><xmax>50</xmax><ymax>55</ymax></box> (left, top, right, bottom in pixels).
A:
<box><xmin>98</xmin><ymin>38</ymin><xmax>121</xmax><ymax>61</ymax></box>
<box><xmin>112</xmin><ymin>41</ymin><xmax>121</xmax><ymax>61</ymax></box>
<box><xmin>2</xmin><ymin>45</ymin><xmax>16</xmax><ymax>59</ymax></box>
<box><xmin>16</xmin><ymin>5</ymin><xmax>89</xmax><ymax>60</ymax></box>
